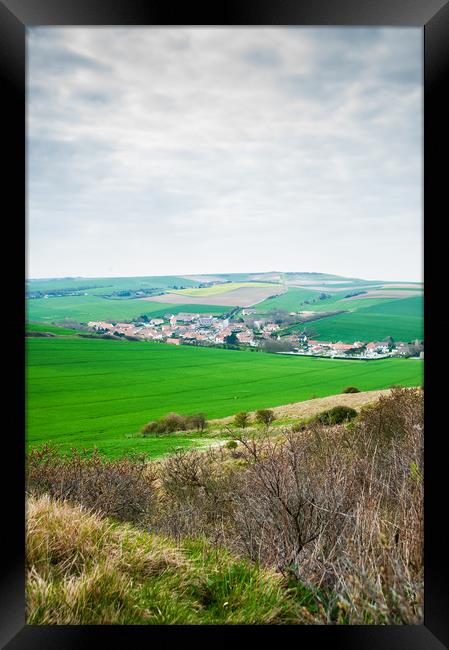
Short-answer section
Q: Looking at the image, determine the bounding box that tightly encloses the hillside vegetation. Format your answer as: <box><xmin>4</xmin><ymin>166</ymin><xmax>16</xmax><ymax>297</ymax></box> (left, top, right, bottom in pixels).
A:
<box><xmin>27</xmin><ymin>388</ymin><xmax>424</xmax><ymax>625</ymax></box>
<box><xmin>27</xmin><ymin>495</ymin><xmax>305</xmax><ymax>625</ymax></box>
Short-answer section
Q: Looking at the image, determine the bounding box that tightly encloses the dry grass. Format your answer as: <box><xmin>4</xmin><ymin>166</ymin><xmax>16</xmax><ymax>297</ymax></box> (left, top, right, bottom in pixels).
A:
<box><xmin>209</xmin><ymin>389</ymin><xmax>393</xmax><ymax>425</ymax></box>
<box><xmin>26</xmin><ymin>494</ymin><xmax>306</xmax><ymax>625</ymax></box>
<box><xmin>139</xmin><ymin>285</ymin><xmax>285</xmax><ymax>307</ymax></box>
<box><xmin>26</xmin><ymin>494</ymin><xmax>184</xmax><ymax>624</ymax></box>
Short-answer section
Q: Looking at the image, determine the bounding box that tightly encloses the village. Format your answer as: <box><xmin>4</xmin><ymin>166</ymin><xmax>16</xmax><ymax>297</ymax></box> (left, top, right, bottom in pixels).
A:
<box><xmin>87</xmin><ymin>311</ymin><xmax>424</xmax><ymax>360</ymax></box>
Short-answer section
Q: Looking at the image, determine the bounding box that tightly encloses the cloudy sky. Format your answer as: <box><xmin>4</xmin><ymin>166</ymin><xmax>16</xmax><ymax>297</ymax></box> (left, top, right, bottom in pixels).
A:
<box><xmin>27</xmin><ymin>27</ymin><xmax>422</xmax><ymax>281</ymax></box>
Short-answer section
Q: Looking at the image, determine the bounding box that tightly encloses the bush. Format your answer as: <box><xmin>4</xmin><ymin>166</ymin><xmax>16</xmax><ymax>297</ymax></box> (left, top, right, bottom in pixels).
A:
<box><xmin>255</xmin><ymin>409</ymin><xmax>276</xmax><ymax>426</ymax></box>
<box><xmin>26</xmin><ymin>445</ymin><xmax>156</xmax><ymax>526</ymax></box>
<box><xmin>314</xmin><ymin>406</ymin><xmax>358</xmax><ymax>425</ymax></box>
<box><xmin>141</xmin><ymin>421</ymin><xmax>159</xmax><ymax>436</ymax></box>
<box><xmin>342</xmin><ymin>386</ymin><xmax>360</xmax><ymax>394</ymax></box>
<box><xmin>161</xmin><ymin>413</ymin><xmax>187</xmax><ymax>433</ymax></box>
<box><xmin>233</xmin><ymin>412</ymin><xmax>249</xmax><ymax>429</ymax></box>
<box><xmin>354</xmin><ymin>386</ymin><xmax>423</xmax><ymax>450</ymax></box>
<box><xmin>186</xmin><ymin>413</ymin><xmax>207</xmax><ymax>432</ymax></box>
<box><xmin>290</xmin><ymin>421</ymin><xmax>306</xmax><ymax>433</ymax></box>
<box><xmin>225</xmin><ymin>440</ymin><xmax>238</xmax><ymax>450</ymax></box>
<box><xmin>141</xmin><ymin>413</ymin><xmax>207</xmax><ymax>436</ymax></box>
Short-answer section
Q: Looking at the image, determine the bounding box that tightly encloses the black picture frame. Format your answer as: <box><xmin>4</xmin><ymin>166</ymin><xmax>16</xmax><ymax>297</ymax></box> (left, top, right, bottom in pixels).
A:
<box><xmin>1</xmin><ymin>0</ymin><xmax>447</xmax><ymax>647</ymax></box>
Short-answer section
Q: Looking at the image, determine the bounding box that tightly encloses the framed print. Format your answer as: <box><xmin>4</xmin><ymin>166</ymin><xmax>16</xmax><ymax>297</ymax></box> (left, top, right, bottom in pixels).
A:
<box><xmin>1</xmin><ymin>0</ymin><xmax>448</xmax><ymax>647</ymax></box>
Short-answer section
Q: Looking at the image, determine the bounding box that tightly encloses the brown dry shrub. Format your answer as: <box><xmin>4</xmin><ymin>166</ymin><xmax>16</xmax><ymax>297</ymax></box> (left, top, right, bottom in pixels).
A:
<box><xmin>153</xmin><ymin>388</ymin><xmax>423</xmax><ymax>623</ymax></box>
<box><xmin>27</xmin><ymin>445</ymin><xmax>157</xmax><ymax>526</ymax></box>
<box><xmin>155</xmin><ymin>447</ymin><xmax>240</xmax><ymax>543</ymax></box>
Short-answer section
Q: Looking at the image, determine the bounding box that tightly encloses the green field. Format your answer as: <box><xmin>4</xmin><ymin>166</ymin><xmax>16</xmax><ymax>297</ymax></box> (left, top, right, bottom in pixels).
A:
<box><xmin>26</xmin><ymin>295</ymin><xmax>228</xmax><ymax>324</ymax></box>
<box><xmin>304</xmin><ymin>296</ymin><xmax>423</xmax><ymax>343</ymax></box>
<box><xmin>26</xmin><ymin>275</ymin><xmax>202</xmax><ymax>293</ymax></box>
<box><xmin>26</xmin><ymin>337</ymin><xmax>423</xmax><ymax>458</ymax></box>
<box><xmin>26</xmin><ymin>322</ymin><xmax>80</xmax><ymax>335</ymax></box>
<box><xmin>255</xmin><ymin>287</ymin><xmax>322</xmax><ymax>313</ymax></box>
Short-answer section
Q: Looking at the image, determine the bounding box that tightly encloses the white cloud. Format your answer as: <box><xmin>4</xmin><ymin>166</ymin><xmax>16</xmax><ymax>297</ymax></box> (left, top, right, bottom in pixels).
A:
<box><xmin>27</xmin><ymin>27</ymin><xmax>422</xmax><ymax>281</ymax></box>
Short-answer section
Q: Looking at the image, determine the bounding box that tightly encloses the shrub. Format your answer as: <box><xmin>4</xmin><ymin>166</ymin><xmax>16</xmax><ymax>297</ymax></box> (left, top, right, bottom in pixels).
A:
<box><xmin>141</xmin><ymin>413</ymin><xmax>207</xmax><ymax>436</ymax></box>
<box><xmin>156</xmin><ymin>448</ymin><xmax>240</xmax><ymax>541</ymax></box>
<box><xmin>160</xmin><ymin>413</ymin><xmax>188</xmax><ymax>433</ymax></box>
<box><xmin>354</xmin><ymin>386</ymin><xmax>423</xmax><ymax>451</ymax></box>
<box><xmin>342</xmin><ymin>386</ymin><xmax>360</xmax><ymax>394</ymax></box>
<box><xmin>314</xmin><ymin>406</ymin><xmax>358</xmax><ymax>425</ymax></box>
<box><xmin>233</xmin><ymin>412</ymin><xmax>249</xmax><ymax>429</ymax></box>
<box><xmin>225</xmin><ymin>440</ymin><xmax>238</xmax><ymax>450</ymax></box>
<box><xmin>255</xmin><ymin>409</ymin><xmax>276</xmax><ymax>426</ymax></box>
<box><xmin>26</xmin><ymin>445</ymin><xmax>156</xmax><ymax>527</ymax></box>
<box><xmin>141</xmin><ymin>421</ymin><xmax>159</xmax><ymax>436</ymax></box>
<box><xmin>186</xmin><ymin>413</ymin><xmax>207</xmax><ymax>432</ymax></box>
<box><xmin>290</xmin><ymin>421</ymin><xmax>306</xmax><ymax>433</ymax></box>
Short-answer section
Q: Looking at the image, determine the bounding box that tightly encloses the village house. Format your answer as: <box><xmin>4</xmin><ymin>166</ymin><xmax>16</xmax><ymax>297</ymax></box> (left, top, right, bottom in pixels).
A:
<box><xmin>138</xmin><ymin>327</ymin><xmax>163</xmax><ymax>340</ymax></box>
<box><xmin>170</xmin><ymin>313</ymin><xmax>200</xmax><ymax>326</ymax></box>
<box><xmin>236</xmin><ymin>331</ymin><xmax>254</xmax><ymax>344</ymax></box>
<box><xmin>149</xmin><ymin>318</ymin><xmax>164</xmax><ymax>326</ymax></box>
<box><xmin>109</xmin><ymin>323</ymin><xmax>137</xmax><ymax>335</ymax></box>
<box><xmin>395</xmin><ymin>342</ymin><xmax>412</xmax><ymax>356</ymax></box>
<box><xmin>88</xmin><ymin>321</ymin><xmax>114</xmax><ymax>331</ymax></box>
<box><xmin>166</xmin><ymin>338</ymin><xmax>181</xmax><ymax>345</ymax></box>
<box><xmin>198</xmin><ymin>316</ymin><xmax>214</xmax><ymax>327</ymax></box>
<box><xmin>263</xmin><ymin>323</ymin><xmax>280</xmax><ymax>333</ymax></box>
<box><xmin>330</xmin><ymin>342</ymin><xmax>354</xmax><ymax>352</ymax></box>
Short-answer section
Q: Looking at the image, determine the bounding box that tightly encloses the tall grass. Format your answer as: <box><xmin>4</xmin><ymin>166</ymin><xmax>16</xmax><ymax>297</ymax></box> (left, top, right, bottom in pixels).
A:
<box><xmin>26</xmin><ymin>495</ymin><xmax>305</xmax><ymax>624</ymax></box>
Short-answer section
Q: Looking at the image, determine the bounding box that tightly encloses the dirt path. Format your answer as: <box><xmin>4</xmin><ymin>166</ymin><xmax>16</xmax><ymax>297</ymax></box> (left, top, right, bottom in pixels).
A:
<box><xmin>209</xmin><ymin>389</ymin><xmax>396</xmax><ymax>425</ymax></box>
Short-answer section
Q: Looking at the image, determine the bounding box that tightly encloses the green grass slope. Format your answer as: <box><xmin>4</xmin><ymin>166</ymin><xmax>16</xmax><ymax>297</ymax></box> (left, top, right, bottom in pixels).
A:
<box><xmin>255</xmin><ymin>287</ymin><xmax>321</xmax><ymax>313</ymax></box>
<box><xmin>307</xmin><ymin>296</ymin><xmax>423</xmax><ymax>342</ymax></box>
<box><xmin>26</xmin><ymin>337</ymin><xmax>423</xmax><ymax>458</ymax></box>
<box><xmin>26</xmin><ymin>295</ymin><xmax>228</xmax><ymax>324</ymax></box>
<box><xmin>26</xmin><ymin>275</ymin><xmax>202</xmax><ymax>293</ymax></box>
<box><xmin>26</xmin><ymin>322</ymin><xmax>80</xmax><ymax>336</ymax></box>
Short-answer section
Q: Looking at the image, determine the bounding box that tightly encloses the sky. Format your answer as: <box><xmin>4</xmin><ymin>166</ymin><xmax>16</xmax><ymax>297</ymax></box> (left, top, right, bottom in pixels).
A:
<box><xmin>27</xmin><ymin>27</ymin><xmax>423</xmax><ymax>281</ymax></box>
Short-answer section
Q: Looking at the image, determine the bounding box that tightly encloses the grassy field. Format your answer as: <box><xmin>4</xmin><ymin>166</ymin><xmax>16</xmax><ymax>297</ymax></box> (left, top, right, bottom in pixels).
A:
<box><xmin>26</xmin><ymin>295</ymin><xmax>228</xmax><ymax>324</ymax></box>
<box><xmin>169</xmin><ymin>282</ymin><xmax>280</xmax><ymax>297</ymax></box>
<box><xmin>26</xmin><ymin>322</ymin><xmax>80</xmax><ymax>335</ymax></box>
<box><xmin>26</xmin><ymin>275</ymin><xmax>202</xmax><ymax>294</ymax></box>
<box><xmin>254</xmin><ymin>287</ymin><xmax>321</xmax><ymax>313</ymax></box>
<box><xmin>303</xmin><ymin>296</ymin><xmax>423</xmax><ymax>342</ymax></box>
<box><xmin>26</xmin><ymin>337</ymin><xmax>423</xmax><ymax>458</ymax></box>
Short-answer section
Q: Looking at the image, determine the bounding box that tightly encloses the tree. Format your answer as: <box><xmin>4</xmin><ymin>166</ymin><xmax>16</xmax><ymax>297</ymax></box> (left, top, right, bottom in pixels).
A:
<box><xmin>255</xmin><ymin>409</ymin><xmax>276</xmax><ymax>426</ymax></box>
<box><xmin>262</xmin><ymin>339</ymin><xmax>295</xmax><ymax>353</ymax></box>
<box><xmin>187</xmin><ymin>413</ymin><xmax>207</xmax><ymax>432</ymax></box>
<box><xmin>224</xmin><ymin>332</ymin><xmax>239</xmax><ymax>346</ymax></box>
<box><xmin>234</xmin><ymin>412</ymin><xmax>249</xmax><ymax>428</ymax></box>
<box><xmin>386</xmin><ymin>336</ymin><xmax>395</xmax><ymax>350</ymax></box>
